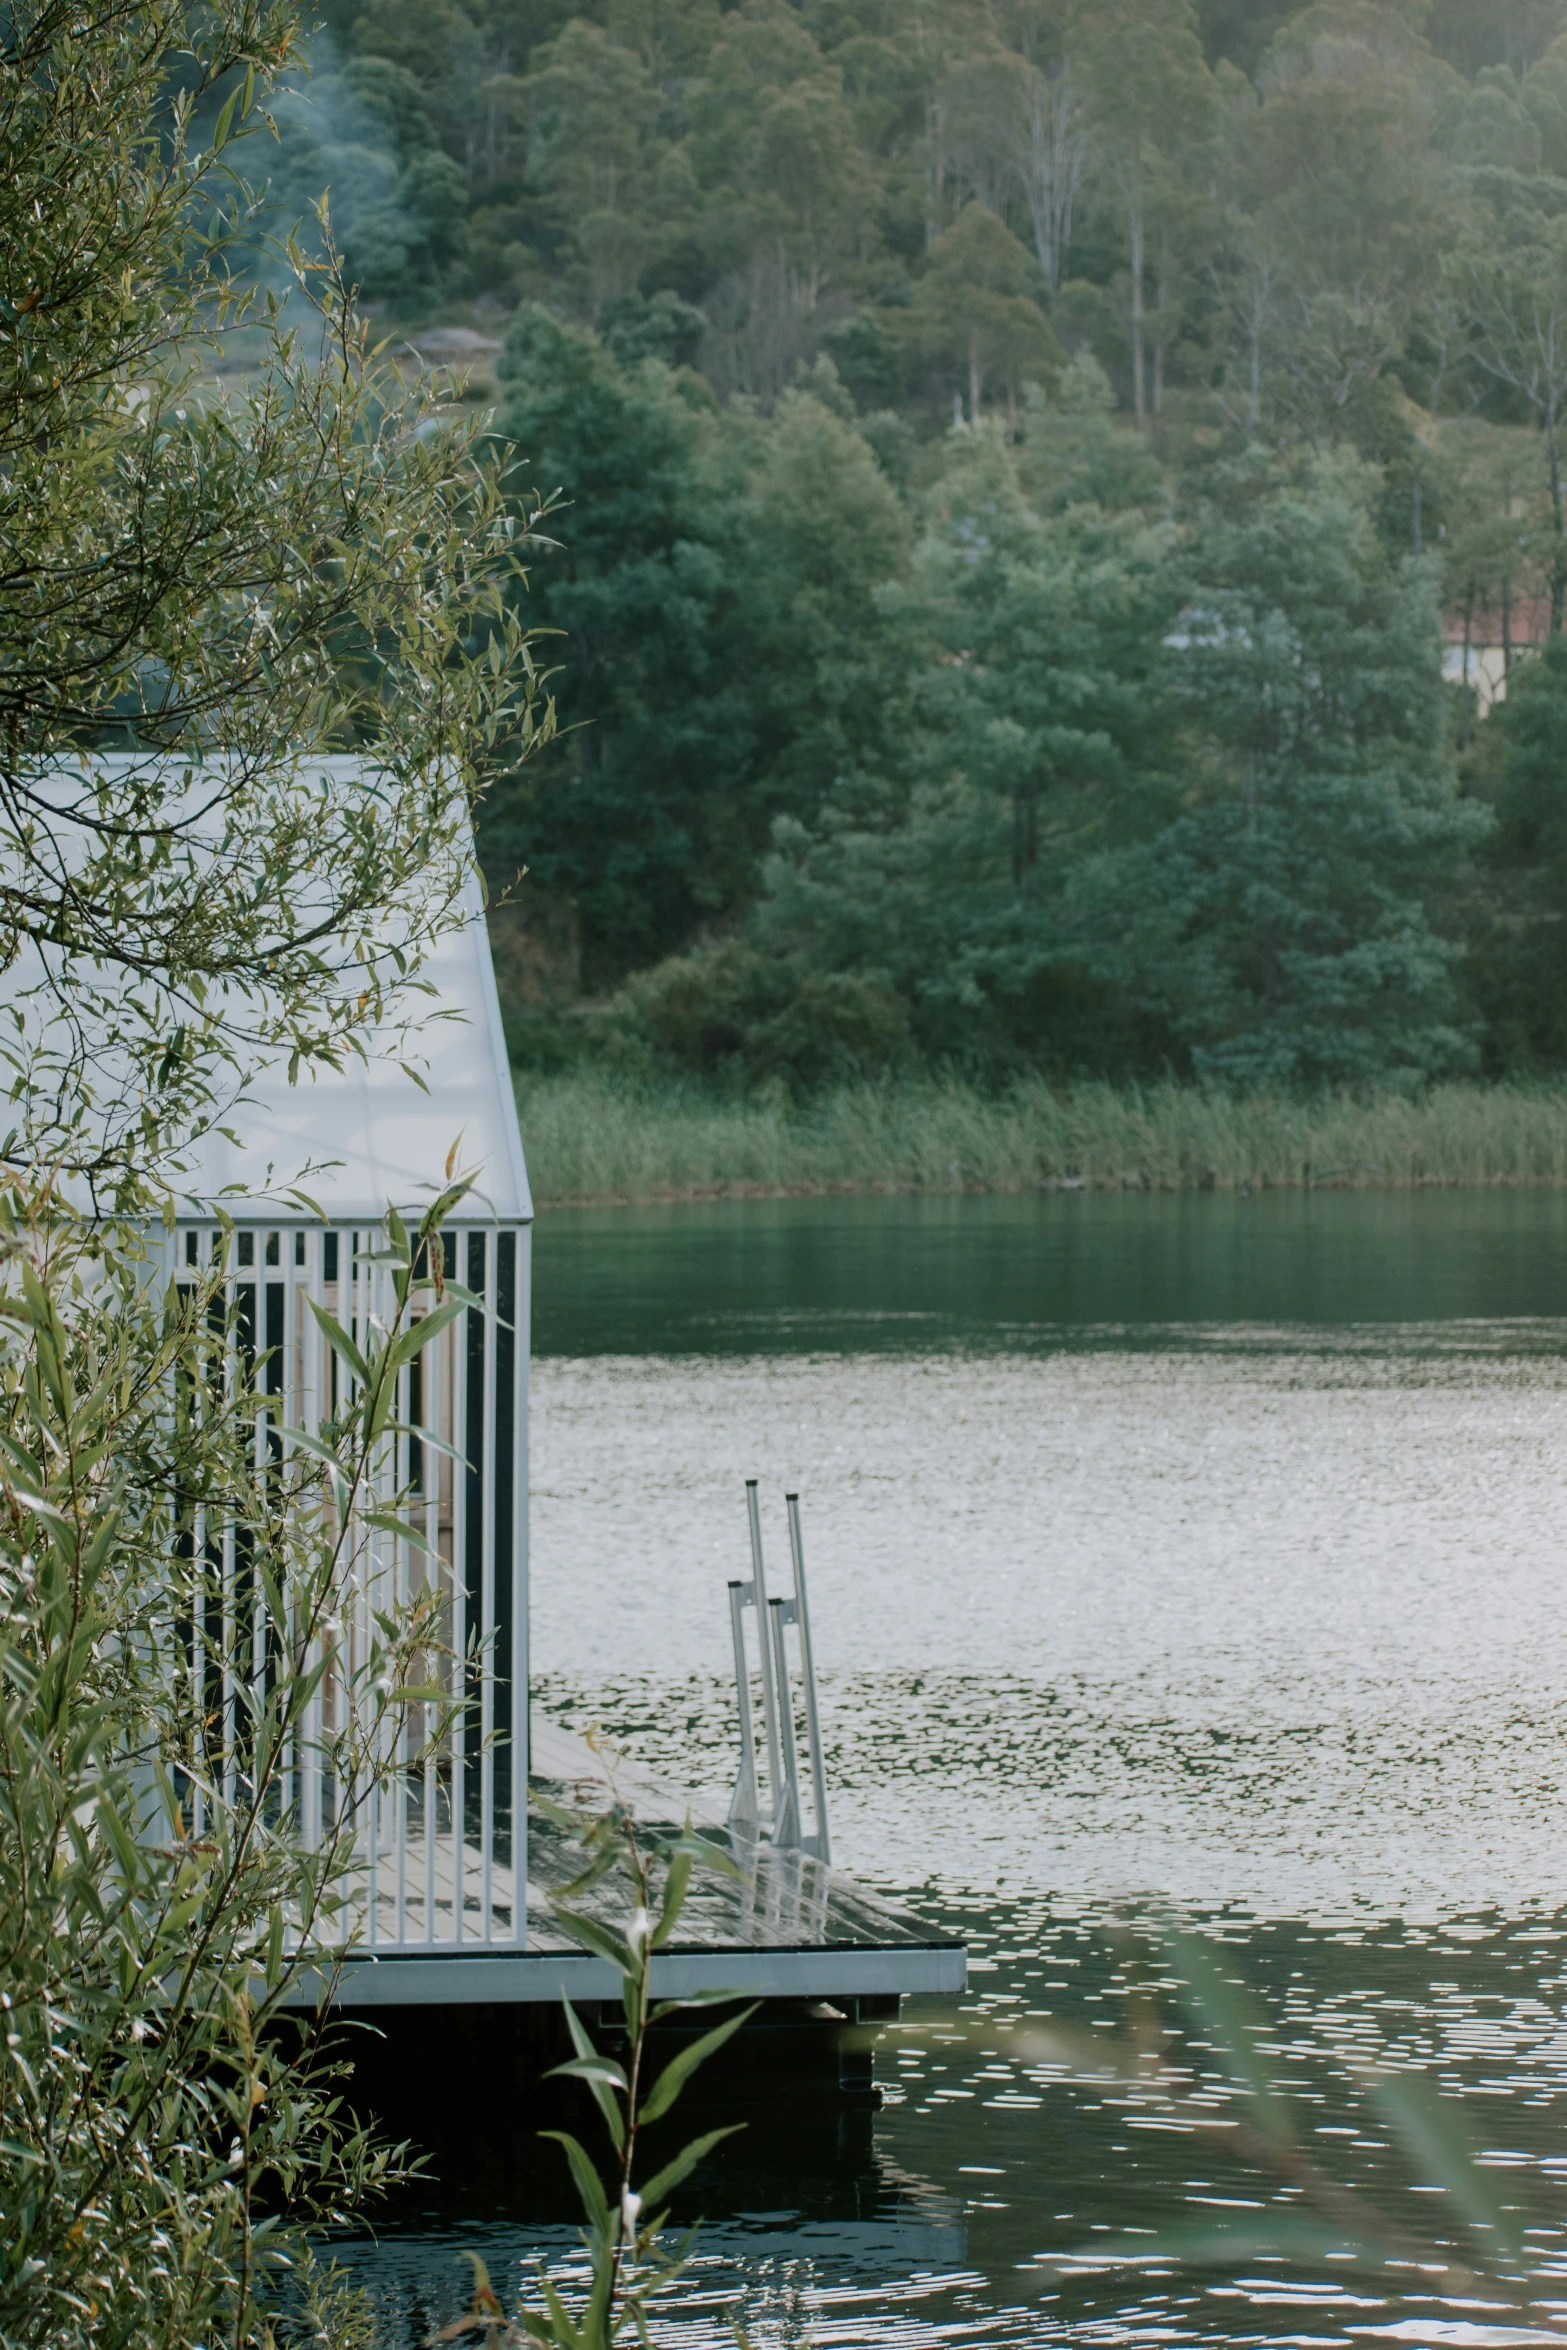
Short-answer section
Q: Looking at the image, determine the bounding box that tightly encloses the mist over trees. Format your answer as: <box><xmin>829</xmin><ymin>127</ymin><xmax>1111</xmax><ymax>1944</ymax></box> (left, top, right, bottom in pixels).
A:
<box><xmin>275</xmin><ymin>0</ymin><xmax>1567</xmax><ymax>1089</ymax></box>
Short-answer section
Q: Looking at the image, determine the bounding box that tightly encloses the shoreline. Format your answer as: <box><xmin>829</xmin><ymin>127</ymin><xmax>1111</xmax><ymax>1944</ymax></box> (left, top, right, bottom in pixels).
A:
<box><xmin>516</xmin><ymin>1071</ymin><xmax>1567</xmax><ymax>1211</ymax></box>
<box><xmin>530</xmin><ymin>1172</ymin><xmax>1567</xmax><ymax>1208</ymax></box>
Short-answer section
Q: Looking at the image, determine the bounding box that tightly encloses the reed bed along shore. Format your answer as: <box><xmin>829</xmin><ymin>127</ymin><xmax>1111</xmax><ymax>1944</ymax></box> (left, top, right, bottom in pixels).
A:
<box><xmin>514</xmin><ymin>1070</ymin><xmax>1567</xmax><ymax>1208</ymax></box>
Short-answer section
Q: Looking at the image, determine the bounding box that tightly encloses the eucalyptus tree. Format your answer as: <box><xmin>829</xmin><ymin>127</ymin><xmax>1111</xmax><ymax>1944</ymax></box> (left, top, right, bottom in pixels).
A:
<box><xmin>486</xmin><ymin>312</ymin><xmax>916</xmax><ymax>988</ymax></box>
<box><xmin>1466</xmin><ymin>641</ymin><xmax>1567</xmax><ymax>1066</ymax></box>
<box><xmin>520</xmin><ymin>19</ymin><xmax>675</xmax><ymax>315</ymax></box>
<box><xmin>1076</xmin><ymin>0</ymin><xmax>1212</xmax><ymax>432</ymax></box>
<box><xmin>934</xmin><ymin>1</ymin><xmax>1092</xmax><ymax>293</ymax></box>
<box><xmin>1458</xmin><ymin>203</ymin><xmax>1567</xmax><ymax>632</ymax></box>
<box><xmin>688</xmin><ymin>1</ymin><xmax>878</xmax><ymax>398</ymax></box>
<box><xmin>1071</xmin><ymin>454</ymin><xmax>1483</xmax><ymax>1085</ymax></box>
<box><xmin>1232</xmin><ymin>3</ymin><xmax>1453</xmax><ymax>449</ymax></box>
<box><xmin>747</xmin><ymin>426</ymin><xmax>1183</xmax><ymax>1075</ymax></box>
<box><xmin>907</xmin><ymin>202</ymin><xmax>1060</xmax><ymax>420</ymax></box>
<box><xmin>1003</xmin><ymin>0</ymin><xmax>1093</xmax><ymax>290</ymax></box>
<box><xmin>485</xmin><ymin>302</ymin><xmax>745</xmax><ymax>984</ymax></box>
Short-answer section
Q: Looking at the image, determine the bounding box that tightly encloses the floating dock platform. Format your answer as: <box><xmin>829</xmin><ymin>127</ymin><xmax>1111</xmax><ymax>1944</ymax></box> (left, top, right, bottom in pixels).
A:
<box><xmin>318</xmin><ymin>1720</ymin><xmax>965</xmax><ymax>2016</ymax></box>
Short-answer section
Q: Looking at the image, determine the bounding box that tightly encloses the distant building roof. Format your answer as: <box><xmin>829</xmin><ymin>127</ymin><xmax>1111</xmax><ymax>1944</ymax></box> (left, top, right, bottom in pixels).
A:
<box><xmin>1442</xmin><ymin>598</ymin><xmax>1554</xmax><ymax>648</ymax></box>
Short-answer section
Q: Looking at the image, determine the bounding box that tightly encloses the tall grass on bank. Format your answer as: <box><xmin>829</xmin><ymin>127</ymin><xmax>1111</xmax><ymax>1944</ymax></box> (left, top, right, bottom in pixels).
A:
<box><xmin>514</xmin><ymin>1070</ymin><xmax>1567</xmax><ymax>1207</ymax></box>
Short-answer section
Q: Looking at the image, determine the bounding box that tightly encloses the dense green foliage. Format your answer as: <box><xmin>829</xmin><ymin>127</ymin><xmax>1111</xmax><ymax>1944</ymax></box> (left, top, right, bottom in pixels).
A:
<box><xmin>268</xmin><ymin>0</ymin><xmax>1567</xmax><ymax>1088</ymax></box>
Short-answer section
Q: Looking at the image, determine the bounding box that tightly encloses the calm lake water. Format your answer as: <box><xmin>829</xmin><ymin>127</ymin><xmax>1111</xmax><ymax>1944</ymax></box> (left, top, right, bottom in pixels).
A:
<box><xmin>346</xmin><ymin>1192</ymin><xmax>1567</xmax><ymax>2348</ymax></box>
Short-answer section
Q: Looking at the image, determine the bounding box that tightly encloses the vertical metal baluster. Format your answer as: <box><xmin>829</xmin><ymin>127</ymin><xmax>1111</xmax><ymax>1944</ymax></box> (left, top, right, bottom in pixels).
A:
<box><xmin>282</xmin><ymin>1233</ymin><xmax>299</xmax><ymax>1900</ymax></box>
<box><xmin>785</xmin><ymin>1493</ymin><xmax>831</xmax><ymax>1867</ymax></box>
<box><xmin>303</xmin><ymin>1229</ymin><xmax>324</xmax><ymax>1862</ymax></box>
<box><xmin>357</xmin><ymin>1235</ymin><xmax>377</xmax><ymax>1953</ymax></box>
<box><xmin>426</xmin><ymin>1296</ymin><xmax>442</xmax><ymax>1944</ymax></box>
<box><xmin>511</xmin><ymin>1222</ymin><xmax>530</xmax><ymax>1948</ymax></box>
<box><xmin>379</xmin><ymin>1247</ymin><xmax>398</xmax><ymax>1948</ymax></box>
<box><xmin>220</xmin><ymin>1249</ymin><xmax>236</xmax><ymax>1822</ymax></box>
<box><xmin>381</xmin><ymin>1251</ymin><xmax>404</xmax><ymax>1950</ymax></box>
<box><xmin>451</xmin><ymin>1280</ymin><xmax>468</xmax><ymax>1945</ymax></box>
<box><xmin>480</xmin><ymin>1229</ymin><xmax>497</xmax><ymax>1945</ymax></box>
<box><xmin>191</xmin><ymin>1488</ymin><xmax>206</xmax><ymax>1840</ymax></box>
<box><xmin>394</xmin><ymin>1330</ymin><xmax>408</xmax><ymax>1951</ymax></box>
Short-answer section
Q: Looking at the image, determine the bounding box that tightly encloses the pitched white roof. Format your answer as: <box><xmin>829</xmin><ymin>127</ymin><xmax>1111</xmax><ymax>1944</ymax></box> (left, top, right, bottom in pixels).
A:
<box><xmin>179</xmin><ymin>865</ymin><xmax>532</xmax><ymax>1224</ymax></box>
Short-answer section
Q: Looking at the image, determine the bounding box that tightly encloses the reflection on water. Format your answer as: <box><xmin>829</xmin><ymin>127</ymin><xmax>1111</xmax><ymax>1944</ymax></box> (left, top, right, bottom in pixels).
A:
<box><xmin>341</xmin><ymin>1899</ymin><xmax>1567</xmax><ymax>2347</ymax></box>
<box><xmin>531</xmin><ymin>1191</ymin><xmax>1567</xmax><ymax>1357</ymax></box>
<box><xmin>343</xmin><ymin>1196</ymin><xmax>1567</xmax><ymax>2346</ymax></box>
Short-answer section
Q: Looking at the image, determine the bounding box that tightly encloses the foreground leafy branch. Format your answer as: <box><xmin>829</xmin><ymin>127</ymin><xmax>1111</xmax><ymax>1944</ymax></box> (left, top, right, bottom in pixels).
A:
<box><xmin>437</xmin><ymin>1784</ymin><xmax>755</xmax><ymax>2350</ymax></box>
<box><xmin>0</xmin><ymin>1180</ymin><xmax>487</xmax><ymax>2350</ymax></box>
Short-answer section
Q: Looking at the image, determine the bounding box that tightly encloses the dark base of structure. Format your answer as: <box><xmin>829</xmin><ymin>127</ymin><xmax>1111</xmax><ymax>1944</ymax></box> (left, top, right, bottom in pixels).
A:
<box><xmin>334</xmin><ymin>1991</ymin><xmax>900</xmax><ymax>2129</ymax></box>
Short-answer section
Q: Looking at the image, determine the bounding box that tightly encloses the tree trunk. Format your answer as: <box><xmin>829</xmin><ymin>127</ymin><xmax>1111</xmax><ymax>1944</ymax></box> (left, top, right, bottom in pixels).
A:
<box><xmin>1153</xmin><ymin>238</ymin><xmax>1167</xmax><ymax>428</ymax></box>
<box><xmin>969</xmin><ymin>335</ymin><xmax>982</xmax><ymax>425</ymax></box>
<box><xmin>1017</xmin><ymin>65</ymin><xmax>1087</xmax><ymax>293</ymax></box>
<box><xmin>1128</xmin><ymin>138</ymin><xmax>1145</xmax><ymax>433</ymax></box>
<box><xmin>925</xmin><ymin>91</ymin><xmax>946</xmax><ymax>252</ymax></box>
<box><xmin>1549</xmin><ymin>397</ymin><xmax>1566</xmax><ymax>636</ymax></box>
<box><xmin>1503</xmin><ymin>572</ymin><xmax>1513</xmax><ymax>682</ymax></box>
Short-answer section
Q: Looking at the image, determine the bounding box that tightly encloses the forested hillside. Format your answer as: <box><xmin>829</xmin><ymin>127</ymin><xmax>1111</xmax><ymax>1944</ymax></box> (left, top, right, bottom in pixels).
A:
<box><xmin>274</xmin><ymin>0</ymin><xmax>1567</xmax><ymax>1088</ymax></box>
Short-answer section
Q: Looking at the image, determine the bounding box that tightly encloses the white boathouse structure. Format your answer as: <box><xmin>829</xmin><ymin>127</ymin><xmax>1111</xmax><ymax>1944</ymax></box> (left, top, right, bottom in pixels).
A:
<box><xmin>82</xmin><ymin>792</ymin><xmax>962</xmax><ymax>2017</ymax></box>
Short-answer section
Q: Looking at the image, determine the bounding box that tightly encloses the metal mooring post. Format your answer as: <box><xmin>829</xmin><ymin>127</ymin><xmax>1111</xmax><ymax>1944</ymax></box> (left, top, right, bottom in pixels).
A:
<box><xmin>785</xmin><ymin>1492</ymin><xmax>832</xmax><ymax>1866</ymax></box>
<box><xmin>767</xmin><ymin>1596</ymin><xmax>804</xmax><ymax>1849</ymax></box>
<box><xmin>726</xmin><ymin>1578</ymin><xmax>761</xmax><ymax>1838</ymax></box>
<box><xmin>744</xmin><ymin>1478</ymin><xmax>785</xmax><ymax>1830</ymax></box>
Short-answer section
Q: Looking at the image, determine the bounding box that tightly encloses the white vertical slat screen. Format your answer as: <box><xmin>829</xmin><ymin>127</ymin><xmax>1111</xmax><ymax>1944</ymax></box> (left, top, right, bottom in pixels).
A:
<box><xmin>161</xmin><ymin>1220</ymin><xmax>529</xmax><ymax>1955</ymax></box>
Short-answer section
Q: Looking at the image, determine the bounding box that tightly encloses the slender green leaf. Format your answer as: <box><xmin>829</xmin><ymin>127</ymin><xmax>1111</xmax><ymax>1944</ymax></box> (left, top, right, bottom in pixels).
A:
<box><xmin>210</xmin><ymin>79</ymin><xmax>240</xmax><ymax>150</ymax></box>
<box><xmin>548</xmin><ymin>1905</ymin><xmax>633</xmax><ymax>1975</ymax></box>
<box><xmin>546</xmin><ymin>2000</ymin><xmax>626</xmax><ymax>2152</ymax></box>
<box><xmin>547</xmin><ymin>2054</ymin><xmax>630</xmax><ymax>2094</ymax></box>
<box><xmin>362</xmin><ymin>1508</ymin><xmax>440</xmax><ymax>1556</ymax></box>
<box><xmin>389</xmin><ymin>1295</ymin><xmax>467</xmax><ymax>1371</ymax></box>
<box><xmin>550</xmin><ymin>1846</ymin><xmax>621</xmax><ymax>1904</ymax></box>
<box><xmin>1371</xmin><ymin>2070</ymin><xmax>1525</xmax><ymax>2262</ymax></box>
<box><xmin>653</xmin><ymin>1845</ymin><xmax>693</xmax><ymax>1949</ymax></box>
<box><xmin>306</xmin><ymin>1297</ymin><xmax>371</xmax><ymax>1388</ymax></box>
<box><xmin>1167</xmin><ymin>1930</ymin><xmax>1295</xmax><ymax>2147</ymax></box>
<box><xmin>638</xmin><ymin>2004</ymin><xmax>758</xmax><ymax>2125</ymax></box>
<box><xmin>539</xmin><ymin>2130</ymin><xmax>610</xmax><ymax>2237</ymax></box>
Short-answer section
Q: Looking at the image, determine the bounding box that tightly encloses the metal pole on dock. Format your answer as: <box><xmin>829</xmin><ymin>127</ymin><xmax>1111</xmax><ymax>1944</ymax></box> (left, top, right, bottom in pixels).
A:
<box><xmin>767</xmin><ymin>1597</ymin><xmax>803</xmax><ymax>1849</ymax></box>
<box><xmin>745</xmin><ymin>1477</ymin><xmax>785</xmax><ymax>1830</ymax></box>
<box><xmin>726</xmin><ymin>1579</ymin><xmax>760</xmax><ymax>1838</ymax></box>
<box><xmin>786</xmin><ymin>1492</ymin><xmax>831</xmax><ymax>1867</ymax></box>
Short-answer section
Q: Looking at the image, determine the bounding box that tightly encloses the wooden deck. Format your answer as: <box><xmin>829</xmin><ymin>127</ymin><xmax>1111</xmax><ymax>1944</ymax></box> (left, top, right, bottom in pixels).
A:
<box><xmin>313</xmin><ymin>1720</ymin><xmax>965</xmax><ymax>2008</ymax></box>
